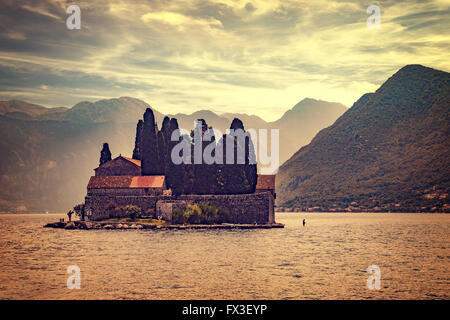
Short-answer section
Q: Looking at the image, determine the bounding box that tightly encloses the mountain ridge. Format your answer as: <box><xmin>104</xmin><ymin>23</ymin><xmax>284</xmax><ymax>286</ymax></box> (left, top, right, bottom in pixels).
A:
<box><xmin>277</xmin><ymin>64</ymin><xmax>450</xmax><ymax>213</ymax></box>
<box><xmin>0</xmin><ymin>96</ymin><xmax>346</xmax><ymax>212</ymax></box>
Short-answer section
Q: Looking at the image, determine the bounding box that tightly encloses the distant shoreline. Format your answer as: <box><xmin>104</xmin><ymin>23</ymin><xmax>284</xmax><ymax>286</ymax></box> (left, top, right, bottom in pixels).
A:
<box><xmin>1</xmin><ymin>211</ymin><xmax>448</xmax><ymax>215</ymax></box>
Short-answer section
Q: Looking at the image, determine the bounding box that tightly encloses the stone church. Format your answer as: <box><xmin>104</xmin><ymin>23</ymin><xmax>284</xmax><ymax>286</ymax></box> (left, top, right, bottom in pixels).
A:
<box><xmin>85</xmin><ymin>154</ymin><xmax>276</xmax><ymax>223</ymax></box>
<box><xmin>84</xmin><ymin>109</ymin><xmax>276</xmax><ymax>224</ymax></box>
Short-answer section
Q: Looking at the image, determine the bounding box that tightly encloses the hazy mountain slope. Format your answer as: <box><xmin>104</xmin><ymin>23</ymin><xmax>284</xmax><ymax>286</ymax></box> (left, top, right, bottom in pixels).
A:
<box><xmin>276</xmin><ymin>65</ymin><xmax>450</xmax><ymax>212</ymax></box>
<box><xmin>168</xmin><ymin>110</ymin><xmax>230</xmax><ymax>133</ymax></box>
<box><xmin>269</xmin><ymin>98</ymin><xmax>347</xmax><ymax>163</ymax></box>
<box><xmin>60</xmin><ymin>97</ymin><xmax>164</xmax><ymax>123</ymax></box>
<box><xmin>0</xmin><ymin>100</ymin><xmax>68</xmax><ymax>120</ymax></box>
<box><xmin>221</xmin><ymin>113</ymin><xmax>268</xmax><ymax>130</ymax></box>
<box><xmin>170</xmin><ymin>100</ymin><xmax>347</xmax><ymax>165</ymax></box>
<box><xmin>0</xmin><ymin>116</ymin><xmax>136</xmax><ymax>212</ymax></box>
<box><xmin>0</xmin><ymin>96</ymin><xmax>346</xmax><ymax>212</ymax></box>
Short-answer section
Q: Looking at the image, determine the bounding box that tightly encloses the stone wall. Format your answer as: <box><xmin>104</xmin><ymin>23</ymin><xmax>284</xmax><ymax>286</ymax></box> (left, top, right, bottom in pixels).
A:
<box><xmin>156</xmin><ymin>192</ymin><xmax>274</xmax><ymax>224</ymax></box>
<box><xmin>181</xmin><ymin>192</ymin><xmax>274</xmax><ymax>224</ymax></box>
<box><xmin>85</xmin><ymin>194</ymin><xmax>171</xmax><ymax>220</ymax></box>
<box><xmin>86</xmin><ymin>191</ymin><xmax>274</xmax><ymax>224</ymax></box>
<box><xmin>87</xmin><ymin>188</ymin><xmax>164</xmax><ymax>197</ymax></box>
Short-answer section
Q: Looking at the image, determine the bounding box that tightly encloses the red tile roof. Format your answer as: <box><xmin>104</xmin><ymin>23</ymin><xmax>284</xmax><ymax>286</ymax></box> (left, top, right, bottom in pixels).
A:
<box><xmin>130</xmin><ymin>176</ymin><xmax>165</xmax><ymax>188</ymax></box>
<box><xmin>87</xmin><ymin>175</ymin><xmax>165</xmax><ymax>189</ymax></box>
<box><xmin>121</xmin><ymin>156</ymin><xmax>141</xmax><ymax>167</ymax></box>
<box><xmin>255</xmin><ymin>174</ymin><xmax>275</xmax><ymax>190</ymax></box>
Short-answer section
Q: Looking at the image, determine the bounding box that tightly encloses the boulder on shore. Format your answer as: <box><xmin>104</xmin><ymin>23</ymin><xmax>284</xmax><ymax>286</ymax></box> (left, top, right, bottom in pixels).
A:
<box><xmin>64</xmin><ymin>222</ymin><xmax>76</xmax><ymax>230</ymax></box>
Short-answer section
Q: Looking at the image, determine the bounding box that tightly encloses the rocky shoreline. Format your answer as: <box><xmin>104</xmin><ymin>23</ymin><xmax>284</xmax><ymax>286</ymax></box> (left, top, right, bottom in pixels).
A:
<box><xmin>44</xmin><ymin>220</ymin><xmax>284</xmax><ymax>230</ymax></box>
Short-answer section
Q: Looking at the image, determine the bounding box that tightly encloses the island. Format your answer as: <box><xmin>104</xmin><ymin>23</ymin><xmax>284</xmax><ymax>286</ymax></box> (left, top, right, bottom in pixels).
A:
<box><xmin>45</xmin><ymin>108</ymin><xmax>283</xmax><ymax>230</ymax></box>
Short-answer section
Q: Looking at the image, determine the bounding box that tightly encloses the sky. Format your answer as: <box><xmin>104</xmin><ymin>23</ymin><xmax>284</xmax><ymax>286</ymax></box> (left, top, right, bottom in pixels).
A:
<box><xmin>0</xmin><ymin>0</ymin><xmax>449</xmax><ymax>121</ymax></box>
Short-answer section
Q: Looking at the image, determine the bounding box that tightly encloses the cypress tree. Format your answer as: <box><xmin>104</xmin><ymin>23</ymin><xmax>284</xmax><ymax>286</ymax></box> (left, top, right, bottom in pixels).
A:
<box><xmin>182</xmin><ymin>138</ymin><xmax>195</xmax><ymax>194</ymax></box>
<box><xmin>245</xmin><ymin>134</ymin><xmax>258</xmax><ymax>193</ymax></box>
<box><xmin>99</xmin><ymin>143</ymin><xmax>112</xmax><ymax>166</ymax></box>
<box><xmin>214</xmin><ymin>134</ymin><xmax>227</xmax><ymax>194</ymax></box>
<box><xmin>192</xmin><ymin>120</ymin><xmax>215</xmax><ymax>194</ymax></box>
<box><xmin>230</xmin><ymin>118</ymin><xmax>244</xmax><ymax>131</ymax></box>
<box><xmin>132</xmin><ymin>119</ymin><xmax>143</xmax><ymax>160</ymax></box>
<box><xmin>157</xmin><ymin>130</ymin><xmax>166</xmax><ymax>174</ymax></box>
<box><xmin>161</xmin><ymin>116</ymin><xmax>171</xmax><ymax>140</ymax></box>
<box><xmin>141</xmin><ymin>108</ymin><xmax>160</xmax><ymax>175</ymax></box>
<box><xmin>166</xmin><ymin>118</ymin><xmax>185</xmax><ymax>196</ymax></box>
<box><xmin>159</xmin><ymin>116</ymin><xmax>171</xmax><ymax>173</ymax></box>
<box><xmin>231</xmin><ymin>117</ymin><xmax>258</xmax><ymax>193</ymax></box>
<box><xmin>231</xmin><ymin>118</ymin><xmax>252</xmax><ymax>193</ymax></box>
<box><xmin>203</xmin><ymin>126</ymin><xmax>218</xmax><ymax>194</ymax></box>
<box><xmin>229</xmin><ymin>135</ymin><xmax>251</xmax><ymax>194</ymax></box>
<box><xmin>213</xmin><ymin>118</ymin><xmax>256</xmax><ymax>194</ymax></box>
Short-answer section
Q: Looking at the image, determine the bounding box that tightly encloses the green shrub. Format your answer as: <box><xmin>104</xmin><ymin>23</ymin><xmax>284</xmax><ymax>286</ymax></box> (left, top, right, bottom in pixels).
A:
<box><xmin>73</xmin><ymin>203</ymin><xmax>86</xmax><ymax>221</ymax></box>
<box><xmin>172</xmin><ymin>202</ymin><xmax>232</xmax><ymax>225</ymax></box>
<box><xmin>172</xmin><ymin>208</ymin><xmax>186</xmax><ymax>224</ymax></box>
<box><xmin>184</xmin><ymin>204</ymin><xmax>202</xmax><ymax>224</ymax></box>
<box><xmin>123</xmin><ymin>205</ymin><xmax>141</xmax><ymax>221</ymax></box>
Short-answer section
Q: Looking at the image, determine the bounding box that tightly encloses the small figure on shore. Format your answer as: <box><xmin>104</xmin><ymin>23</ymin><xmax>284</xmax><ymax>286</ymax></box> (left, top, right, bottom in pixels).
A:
<box><xmin>67</xmin><ymin>210</ymin><xmax>73</xmax><ymax>222</ymax></box>
<box><xmin>302</xmin><ymin>219</ymin><xmax>306</xmax><ymax>227</ymax></box>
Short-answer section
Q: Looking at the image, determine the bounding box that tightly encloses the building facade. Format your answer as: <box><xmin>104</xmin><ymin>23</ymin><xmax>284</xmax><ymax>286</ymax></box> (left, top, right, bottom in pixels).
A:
<box><xmin>85</xmin><ymin>155</ymin><xmax>276</xmax><ymax>224</ymax></box>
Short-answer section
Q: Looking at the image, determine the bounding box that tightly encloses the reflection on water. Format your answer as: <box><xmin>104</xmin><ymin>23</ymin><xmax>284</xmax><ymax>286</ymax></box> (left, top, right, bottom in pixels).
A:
<box><xmin>0</xmin><ymin>212</ymin><xmax>448</xmax><ymax>299</ymax></box>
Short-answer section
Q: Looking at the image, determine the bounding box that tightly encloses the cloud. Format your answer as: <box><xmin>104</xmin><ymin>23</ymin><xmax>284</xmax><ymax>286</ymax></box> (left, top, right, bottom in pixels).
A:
<box><xmin>141</xmin><ymin>11</ymin><xmax>223</xmax><ymax>31</ymax></box>
<box><xmin>0</xmin><ymin>0</ymin><xmax>448</xmax><ymax>121</ymax></box>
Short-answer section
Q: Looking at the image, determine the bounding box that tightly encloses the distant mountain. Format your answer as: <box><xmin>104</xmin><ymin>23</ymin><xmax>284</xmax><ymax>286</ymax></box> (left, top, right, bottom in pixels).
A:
<box><xmin>0</xmin><ymin>100</ymin><xmax>48</xmax><ymax>116</ymax></box>
<box><xmin>221</xmin><ymin>113</ymin><xmax>268</xmax><ymax>130</ymax></box>
<box><xmin>58</xmin><ymin>97</ymin><xmax>164</xmax><ymax>123</ymax></box>
<box><xmin>168</xmin><ymin>110</ymin><xmax>230</xmax><ymax>133</ymax></box>
<box><xmin>269</xmin><ymin>98</ymin><xmax>347</xmax><ymax>164</ymax></box>
<box><xmin>0</xmin><ymin>100</ymin><xmax>68</xmax><ymax>120</ymax></box>
<box><xmin>169</xmin><ymin>111</ymin><xmax>271</xmax><ymax>137</ymax></box>
<box><xmin>276</xmin><ymin>65</ymin><xmax>450</xmax><ymax>213</ymax></box>
<box><xmin>171</xmin><ymin>101</ymin><xmax>347</xmax><ymax>164</ymax></box>
<box><xmin>0</xmin><ymin>115</ymin><xmax>136</xmax><ymax>212</ymax></box>
<box><xmin>0</xmin><ymin>96</ymin><xmax>346</xmax><ymax>212</ymax></box>
<box><xmin>0</xmin><ymin>97</ymin><xmax>164</xmax><ymax>124</ymax></box>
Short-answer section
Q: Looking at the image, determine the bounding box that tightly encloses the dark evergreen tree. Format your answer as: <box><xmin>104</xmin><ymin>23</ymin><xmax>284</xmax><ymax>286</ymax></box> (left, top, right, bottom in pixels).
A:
<box><xmin>245</xmin><ymin>130</ymin><xmax>258</xmax><ymax>193</ymax></box>
<box><xmin>141</xmin><ymin>108</ymin><xmax>161</xmax><ymax>175</ymax></box>
<box><xmin>192</xmin><ymin>120</ymin><xmax>216</xmax><ymax>194</ymax></box>
<box><xmin>213</xmin><ymin>118</ymin><xmax>255</xmax><ymax>194</ymax></box>
<box><xmin>161</xmin><ymin>116</ymin><xmax>171</xmax><ymax>150</ymax></box>
<box><xmin>231</xmin><ymin>117</ymin><xmax>258</xmax><ymax>193</ymax></box>
<box><xmin>157</xmin><ymin>130</ymin><xmax>166</xmax><ymax>174</ymax></box>
<box><xmin>203</xmin><ymin>126</ymin><xmax>218</xmax><ymax>194</ymax></box>
<box><xmin>156</xmin><ymin>116</ymin><xmax>257</xmax><ymax>195</ymax></box>
<box><xmin>214</xmin><ymin>134</ymin><xmax>228</xmax><ymax>194</ymax></box>
<box><xmin>99</xmin><ymin>143</ymin><xmax>112</xmax><ymax>166</ymax></box>
<box><xmin>132</xmin><ymin>119</ymin><xmax>143</xmax><ymax>160</ymax></box>
<box><xmin>230</xmin><ymin>118</ymin><xmax>244</xmax><ymax>131</ymax></box>
<box><xmin>182</xmin><ymin>139</ymin><xmax>195</xmax><ymax>194</ymax></box>
<box><xmin>166</xmin><ymin>118</ymin><xmax>185</xmax><ymax>196</ymax></box>
<box><xmin>228</xmin><ymin>136</ymin><xmax>251</xmax><ymax>194</ymax></box>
